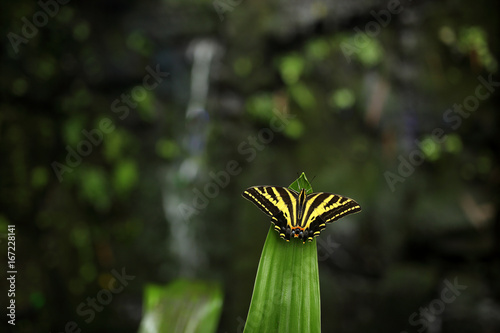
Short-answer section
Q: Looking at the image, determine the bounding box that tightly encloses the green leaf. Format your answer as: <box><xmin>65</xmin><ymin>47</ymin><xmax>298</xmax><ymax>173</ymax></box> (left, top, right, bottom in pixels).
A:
<box><xmin>289</xmin><ymin>83</ymin><xmax>316</xmax><ymax>111</ymax></box>
<box><xmin>113</xmin><ymin>159</ymin><xmax>138</xmax><ymax>196</ymax></box>
<box><xmin>246</xmin><ymin>93</ymin><xmax>274</xmax><ymax>122</ymax></box>
<box><xmin>78</xmin><ymin>166</ymin><xmax>110</xmax><ymax>211</ymax></box>
<box><xmin>244</xmin><ymin>173</ymin><xmax>321</xmax><ymax>333</ymax></box>
<box><xmin>283</xmin><ymin>118</ymin><xmax>304</xmax><ymax>140</ymax></box>
<box><xmin>279</xmin><ymin>54</ymin><xmax>305</xmax><ymax>85</ymax></box>
<box><xmin>289</xmin><ymin>172</ymin><xmax>313</xmax><ymax>194</ymax></box>
<box><xmin>138</xmin><ymin>279</ymin><xmax>223</xmax><ymax>333</ymax></box>
<box><xmin>329</xmin><ymin>88</ymin><xmax>356</xmax><ymax>110</ymax></box>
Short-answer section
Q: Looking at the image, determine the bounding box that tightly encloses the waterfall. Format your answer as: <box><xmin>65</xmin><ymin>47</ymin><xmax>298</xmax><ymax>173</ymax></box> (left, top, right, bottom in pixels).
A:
<box><xmin>161</xmin><ymin>39</ymin><xmax>220</xmax><ymax>277</ymax></box>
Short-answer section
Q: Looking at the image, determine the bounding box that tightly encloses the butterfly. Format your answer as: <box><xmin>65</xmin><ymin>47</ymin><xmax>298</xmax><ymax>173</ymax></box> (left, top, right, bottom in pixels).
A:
<box><xmin>242</xmin><ymin>186</ymin><xmax>361</xmax><ymax>243</ymax></box>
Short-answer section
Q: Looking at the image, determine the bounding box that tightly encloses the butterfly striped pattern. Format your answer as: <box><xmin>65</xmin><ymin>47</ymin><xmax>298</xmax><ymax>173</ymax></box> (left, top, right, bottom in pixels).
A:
<box><xmin>242</xmin><ymin>186</ymin><xmax>361</xmax><ymax>243</ymax></box>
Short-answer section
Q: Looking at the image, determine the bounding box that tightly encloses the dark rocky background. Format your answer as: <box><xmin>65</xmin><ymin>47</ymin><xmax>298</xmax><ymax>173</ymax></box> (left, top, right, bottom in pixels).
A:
<box><xmin>1</xmin><ymin>0</ymin><xmax>499</xmax><ymax>332</ymax></box>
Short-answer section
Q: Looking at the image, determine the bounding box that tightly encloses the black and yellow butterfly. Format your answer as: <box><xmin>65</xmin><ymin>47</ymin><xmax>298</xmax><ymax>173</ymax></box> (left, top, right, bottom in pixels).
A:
<box><xmin>242</xmin><ymin>186</ymin><xmax>361</xmax><ymax>243</ymax></box>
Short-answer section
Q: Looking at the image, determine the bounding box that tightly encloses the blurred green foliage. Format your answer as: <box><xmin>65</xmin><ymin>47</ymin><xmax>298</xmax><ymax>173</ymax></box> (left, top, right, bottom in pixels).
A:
<box><xmin>0</xmin><ymin>0</ymin><xmax>498</xmax><ymax>332</ymax></box>
<box><xmin>138</xmin><ymin>280</ymin><xmax>223</xmax><ymax>333</ymax></box>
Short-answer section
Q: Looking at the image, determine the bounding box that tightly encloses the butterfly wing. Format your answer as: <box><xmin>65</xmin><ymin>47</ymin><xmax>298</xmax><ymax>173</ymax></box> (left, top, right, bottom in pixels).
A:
<box><xmin>242</xmin><ymin>186</ymin><xmax>298</xmax><ymax>240</ymax></box>
<box><xmin>300</xmin><ymin>193</ymin><xmax>361</xmax><ymax>241</ymax></box>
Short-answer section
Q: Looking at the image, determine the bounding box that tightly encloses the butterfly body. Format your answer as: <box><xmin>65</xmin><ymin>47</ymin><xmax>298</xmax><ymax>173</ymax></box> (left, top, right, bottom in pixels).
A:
<box><xmin>242</xmin><ymin>186</ymin><xmax>361</xmax><ymax>243</ymax></box>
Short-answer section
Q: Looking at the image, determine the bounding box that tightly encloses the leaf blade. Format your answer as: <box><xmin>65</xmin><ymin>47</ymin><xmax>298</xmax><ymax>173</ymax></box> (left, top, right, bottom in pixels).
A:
<box><xmin>244</xmin><ymin>173</ymin><xmax>320</xmax><ymax>333</ymax></box>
